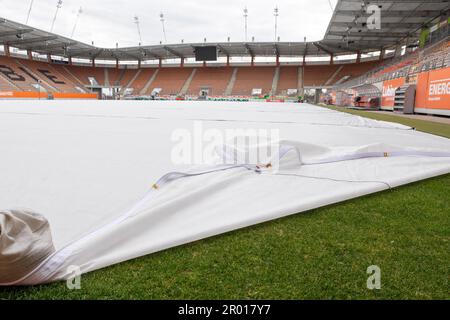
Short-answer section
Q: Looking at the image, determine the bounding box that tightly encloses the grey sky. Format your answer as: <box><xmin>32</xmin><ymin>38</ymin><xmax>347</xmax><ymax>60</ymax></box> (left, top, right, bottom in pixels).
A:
<box><xmin>1</xmin><ymin>0</ymin><xmax>338</xmax><ymax>48</ymax></box>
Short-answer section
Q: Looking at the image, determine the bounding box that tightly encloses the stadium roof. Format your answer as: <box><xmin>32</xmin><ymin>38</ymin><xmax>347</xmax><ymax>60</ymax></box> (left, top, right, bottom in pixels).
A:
<box><xmin>0</xmin><ymin>17</ymin><xmax>353</xmax><ymax>60</ymax></box>
<box><xmin>1</xmin><ymin>0</ymin><xmax>449</xmax><ymax>61</ymax></box>
<box><xmin>323</xmin><ymin>0</ymin><xmax>450</xmax><ymax>51</ymax></box>
<box><xmin>0</xmin><ymin>17</ymin><xmax>95</xmax><ymax>57</ymax></box>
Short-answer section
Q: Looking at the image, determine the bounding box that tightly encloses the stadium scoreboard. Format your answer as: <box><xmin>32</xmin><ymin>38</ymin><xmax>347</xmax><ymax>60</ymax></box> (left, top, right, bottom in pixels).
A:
<box><xmin>194</xmin><ymin>46</ymin><xmax>218</xmax><ymax>61</ymax></box>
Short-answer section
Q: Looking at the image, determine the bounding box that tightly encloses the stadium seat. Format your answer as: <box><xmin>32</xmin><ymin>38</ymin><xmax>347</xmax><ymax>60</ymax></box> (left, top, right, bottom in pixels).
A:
<box><xmin>187</xmin><ymin>67</ymin><xmax>233</xmax><ymax>96</ymax></box>
<box><xmin>232</xmin><ymin>67</ymin><xmax>275</xmax><ymax>96</ymax></box>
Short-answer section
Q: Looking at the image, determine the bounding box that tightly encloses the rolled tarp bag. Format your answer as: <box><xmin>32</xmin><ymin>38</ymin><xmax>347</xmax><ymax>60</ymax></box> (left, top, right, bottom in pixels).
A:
<box><xmin>0</xmin><ymin>210</ymin><xmax>55</xmax><ymax>284</ymax></box>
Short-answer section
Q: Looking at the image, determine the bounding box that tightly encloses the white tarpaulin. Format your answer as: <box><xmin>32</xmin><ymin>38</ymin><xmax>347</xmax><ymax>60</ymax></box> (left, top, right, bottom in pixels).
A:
<box><xmin>0</xmin><ymin>100</ymin><xmax>449</xmax><ymax>285</ymax></box>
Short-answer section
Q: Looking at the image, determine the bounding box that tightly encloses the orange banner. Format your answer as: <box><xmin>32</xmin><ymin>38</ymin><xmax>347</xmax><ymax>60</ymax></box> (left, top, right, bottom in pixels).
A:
<box><xmin>52</xmin><ymin>93</ymin><xmax>98</xmax><ymax>99</ymax></box>
<box><xmin>0</xmin><ymin>91</ymin><xmax>47</xmax><ymax>99</ymax></box>
<box><xmin>415</xmin><ymin>67</ymin><xmax>450</xmax><ymax>111</ymax></box>
<box><xmin>0</xmin><ymin>91</ymin><xmax>98</xmax><ymax>100</ymax></box>
<box><xmin>381</xmin><ymin>77</ymin><xmax>405</xmax><ymax>108</ymax></box>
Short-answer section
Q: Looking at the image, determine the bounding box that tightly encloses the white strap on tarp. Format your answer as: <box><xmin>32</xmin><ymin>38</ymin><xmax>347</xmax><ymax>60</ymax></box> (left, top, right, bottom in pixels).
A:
<box><xmin>151</xmin><ymin>164</ymin><xmax>262</xmax><ymax>190</ymax></box>
<box><xmin>123</xmin><ymin>164</ymin><xmax>264</xmax><ymax>219</ymax></box>
<box><xmin>130</xmin><ymin>144</ymin><xmax>450</xmax><ymax>218</ymax></box>
<box><xmin>277</xmin><ymin>144</ymin><xmax>450</xmax><ymax>166</ymax></box>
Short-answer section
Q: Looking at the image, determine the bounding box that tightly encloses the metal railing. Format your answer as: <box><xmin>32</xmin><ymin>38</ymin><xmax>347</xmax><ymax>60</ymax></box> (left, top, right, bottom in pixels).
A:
<box><xmin>336</xmin><ymin>34</ymin><xmax>450</xmax><ymax>90</ymax></box>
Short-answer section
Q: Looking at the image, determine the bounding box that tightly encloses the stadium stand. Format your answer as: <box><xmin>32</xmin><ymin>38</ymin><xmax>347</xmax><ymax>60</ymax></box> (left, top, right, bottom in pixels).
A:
<box><xmin>330</xmin><ymin>36</ymin><xmax>450</xmax><ymax>115</ymax></box>
<box><xmin>0</xmin><ymin>56</ymin><xmax>43</xmax><ymax>92</ymax></box>
<box><xmin>128</xmin><ymin>68</ymin><xmax>156</xmax><ymax>95</ymax></box>
<box><xmin>348</xmin><ymin>39</ymin><xmax>450</xmax><ymax>86</ymax></box>
<box><xmin>116</xmin><ymin>68</ymin><xmax>139</xmax><ymax>91</ymax></box>
<box><xmin>0</xmin><ymin>55</ymin><xmax>432</xmax><ymax>98</ymax></box>
<box><xmin>148</xmin><ymin>67</ymin><xmax>192</xmax><ymax>96</ymax></box>
<box><xmin>51</xmin><ymin>64</ymin><xmax>88</xmax><ymax>93</ymax></box>
<box><xmin>68</xmin><ymin>65</ymin><xmax>106</xmax><ymax>87</ymax></box>
<box><xmin>277</xmin><ymin>66</ymin><xmax>300</xmax><ymax>96</ymax></box>
<box><xmin>303</xmin><ymin>65</ymin><xmax>341</xmax><ymax>87</ymax></box>
<box><xmin>0</xmin><ymin>38</ymin><xmax>449</xmax><ymax>111</ymax></box>
<box><xmin>231</xmin><ymin>67</ymin><xmax>275</xmax><ymax>96</ymax></box>
<box><xmin>0</xmin><ymin>73</ymin><xmax>16</xmax><ymax>91</ymax></box>
<box><xmin>187</xmin><ymin>66</ymin><xmax>233</xmax><ymax>96</ymax></box>
<box><xmin>330</xmin><ymin>61</ymin><xmax>381</xmax><ymax>86</ymax></box>
<box><xmin>106</xmin><ymin>67</ymin><xmax>122</xmax><ymax>87</ymax></box>
<box><xmin>0</xmin><ymin>43</ymin><xmax>447</xmax><ymax>102</ymax></box>
<box><xmin>0</xmin><ymin>0</ymin><xmax>447</xmax><ymax>112</ymax></box>
<box><xmin>19</xmin><ymin>59</ymin><xmax>80</xmax><ymax>93</ymax></box>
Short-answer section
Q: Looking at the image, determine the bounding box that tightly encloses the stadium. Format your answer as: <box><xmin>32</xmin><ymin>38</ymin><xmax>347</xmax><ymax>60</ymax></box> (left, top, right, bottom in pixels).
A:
<box><xmin>0</xmin><ymin>0</ymin><xmax>449</xmax><ymax>302</ymax></box>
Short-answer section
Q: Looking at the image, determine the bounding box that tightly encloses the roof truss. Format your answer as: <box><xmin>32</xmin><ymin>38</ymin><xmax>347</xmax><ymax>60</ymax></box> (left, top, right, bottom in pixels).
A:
<box><xmin>5</xmin><ymin>36</ymin><xmax>58</xmax><ymax>46</ymax></box>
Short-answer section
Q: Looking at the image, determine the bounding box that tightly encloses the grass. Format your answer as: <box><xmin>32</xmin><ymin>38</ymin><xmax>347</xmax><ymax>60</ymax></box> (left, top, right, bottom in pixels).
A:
<box><xmin>1</xmin><ymin>107</ymin><xmax>449</xmax><ymax>300</ymax></box>
<box><xmin>324</xmin><ymin>105</ymin><xmax>450</xmax><ymax>139</ymax></box>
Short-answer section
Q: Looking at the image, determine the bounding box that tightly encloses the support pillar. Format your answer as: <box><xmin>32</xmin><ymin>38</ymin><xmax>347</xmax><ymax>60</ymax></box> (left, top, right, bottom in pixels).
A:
<box><xmin>138</xmin><ymin>60</ymin><xmax>141</xmax><ymax>69</ymax></box>
<box><xmin>379</xmin><ymin>48</ymin><xmax>385</xmax><ymax>61</ymax></box>
<box><xmin>4</xmin><ymin>44</ymin><xmax>10</xmax><ymax>57</ymax></box>
<box><xmin>314</xmin><ymin>89</ymin><xmax>321</xmax><ymax>104</ymax></box>
<box><xmin>159</xmin><ymin>58</ymin><xmax>162</xmax><ymax>68</ymax></box>
<box><xmin>298</xmin><ymin>66</ymin><xmax>305</xmax><ymax>97</ymax></box>
<box><xmin>356</xmin><ymin>51</ymin><xmax>361</xmax><ymax>63</ymax></box>
<box><xmin>68</xmin><ymin>56</ymin><xmax>73</xmax><ymax>65</ymax></box>
<box><xmin>394</xmin><ymin>44</ymin><xmax>402</xmax><ymax>57</ymax></box>
<box><xmin>276</xmin><ymin>54</ymin><xmax>280</xmax><ymax>66</ymax></box>
<box><xmin>203</xmin><ymin>61</ymin><xmax>206</xmax><ymax>67</ymax></box>
<box><xmin>251</xmin><ymin>56</ymin><xmax>255</xmax><ymax>67</ymax></box>
<box><xmin>116</xmin><ymin>59</ymin><xmax>119</xmax><ymax>69</ymax></box>
<box><xmin>47</xmin><ymin>54</ymin><xmax>52</xmax><ymax>63</ymax></box>
<box><xmin>92</xmin><ymin>59</ymin><xmax>95</xmax><ymax>68</ymax></box>
<box><xmin>226</xmin><ymin>55</ymin><xmax>230</xmax><ymax>67</ymax></box>
<box><xmin>27</xmin><ymin>49</ymin><xmax>33</xmax><ymax>60</ymax></box>
<box><xmin>180</xmin><ymin>57</ymin><xmax>184</xmax><ymax>67</ymax></box>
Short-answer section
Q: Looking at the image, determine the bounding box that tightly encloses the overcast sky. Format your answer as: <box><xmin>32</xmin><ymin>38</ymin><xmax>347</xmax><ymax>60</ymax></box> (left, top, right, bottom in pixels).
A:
<box><xmin>0</xmin><ymin>0</ymin><xmax>338</xmax><ymax>48</ymax></box>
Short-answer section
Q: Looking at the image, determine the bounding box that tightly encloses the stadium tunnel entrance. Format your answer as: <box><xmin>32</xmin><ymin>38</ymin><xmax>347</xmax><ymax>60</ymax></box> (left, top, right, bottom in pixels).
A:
<box><xmin>86</xmin><ymin>85</ymin><xmax>121</xmax><ymax>100</ymax></box>
<box><xmin>302</xmin><ymin>87</ymin><xmax>332</xmax><ymax>104</ymax></box>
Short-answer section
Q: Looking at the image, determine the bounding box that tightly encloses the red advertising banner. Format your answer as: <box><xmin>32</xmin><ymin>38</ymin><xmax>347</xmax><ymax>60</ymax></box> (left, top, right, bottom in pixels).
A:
<box><xmin>415</xmin><ymin>67</ymin><xmax>450</xmax><ymax>112</ymax></box>
<box><xmin>381</xmin><ymin>77</ymin><xmax>405</xmax><ymax>108</ymax></box>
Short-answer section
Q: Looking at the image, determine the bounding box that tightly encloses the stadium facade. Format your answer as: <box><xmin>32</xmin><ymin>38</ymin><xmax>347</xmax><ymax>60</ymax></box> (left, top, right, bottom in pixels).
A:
<box><xmin>0</xmin><ymin>0</ymin><xmax>449</xmax><ymax>115</ymax></box>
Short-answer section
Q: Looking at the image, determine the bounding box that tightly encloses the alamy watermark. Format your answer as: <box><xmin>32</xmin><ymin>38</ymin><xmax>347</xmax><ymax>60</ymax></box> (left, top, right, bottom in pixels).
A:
<box><xmin>171</xmin><ymin>121</ymin><xmax>281</xmax><ymax>170</ymax></box>
<box><xmin>366</xmin><ymin>4</ymin><xmax>381</xmax><ymax>30</ymax></box>
<box><xmin>66</xmin><ymin>265</ymin><xmax>82</xmax><ymax>290</ymax></box>
<box><xmin>367</xmin><ymin>265</ymin><xmax>381</xmax><ymax>290</ymax></box>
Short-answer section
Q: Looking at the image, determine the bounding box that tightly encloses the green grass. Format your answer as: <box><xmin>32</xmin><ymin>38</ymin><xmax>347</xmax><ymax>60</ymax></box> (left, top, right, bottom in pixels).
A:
<box><xmin>324</xmin><ymin>105</ymin><xmax>450</xmax><ymax>139</ymax></box>
<box><xmin>1</xmin><ymin>108</ymin><xmax>449</xmax><ymax>300</ymax></box>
